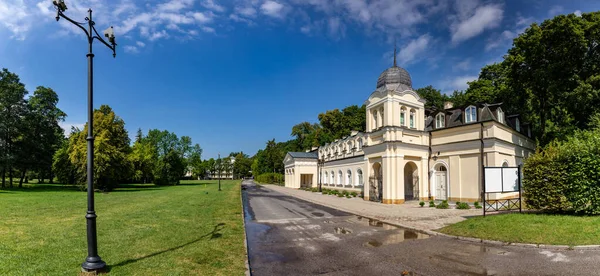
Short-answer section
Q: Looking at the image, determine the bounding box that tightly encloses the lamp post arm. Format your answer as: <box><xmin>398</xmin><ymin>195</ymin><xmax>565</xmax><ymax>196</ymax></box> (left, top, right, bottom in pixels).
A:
<box><xmin>91</xmin><ymin>25</ymin><xmax>117</xmax><ymax>57</ymax></box>
<box><xmin>57</xmin><ymin>11</ymin><xmax>91</xmax><ymax>39</ymax></box>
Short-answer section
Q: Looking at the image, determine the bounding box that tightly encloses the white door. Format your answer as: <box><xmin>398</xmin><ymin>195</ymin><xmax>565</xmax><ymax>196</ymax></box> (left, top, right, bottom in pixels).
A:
<box><xmin>435</xmin><ymin>172</ymin><xmax>447</xmax><ymax>200</ymax></box>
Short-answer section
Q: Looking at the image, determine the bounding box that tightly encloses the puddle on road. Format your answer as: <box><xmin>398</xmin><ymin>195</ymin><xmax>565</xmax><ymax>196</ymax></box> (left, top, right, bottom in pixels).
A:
<box><xmin>312</xmin><ymin>212</ymin><xmax>324</xmax><ymax>217</ymax></box>
<box><xmin>351</xmin><ymin>217</ymin><xmax>429</xmax><ymax>247</ymax></box>
<box><xmin>334</xmin><ymin>227</ymin><xmax>353</xmax><ymax>234</ymax></box>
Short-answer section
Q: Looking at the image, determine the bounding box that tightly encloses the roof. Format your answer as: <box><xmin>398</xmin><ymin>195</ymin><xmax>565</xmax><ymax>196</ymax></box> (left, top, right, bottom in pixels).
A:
<box><xmin>288</xmin><ymin>152</ymin><xmax>318</xmax><ymax>159</ymax></box>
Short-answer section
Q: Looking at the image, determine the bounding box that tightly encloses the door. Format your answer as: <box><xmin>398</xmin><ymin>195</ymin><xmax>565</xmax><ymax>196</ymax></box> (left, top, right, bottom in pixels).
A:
<box><xmin>435</xmin><ymin>171</ymin><xmax>447</xmax><ymax>200</ymax></box>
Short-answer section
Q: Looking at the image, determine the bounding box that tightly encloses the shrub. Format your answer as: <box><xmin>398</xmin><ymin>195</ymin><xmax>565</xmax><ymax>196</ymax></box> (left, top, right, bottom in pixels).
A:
<box><xmin>436</xmin><ymin>200</ymin><xmax>449</xmax><ymax>209</ymax></box>
<box><xmin>474</xmin><ymin>202</ymin><xmax>482</xmax><ymax>209</ymax></box>
<box><xmin>254</xmin><ymin>173</ymin><xmax>284</xmax><ymax>185</ymax></box>
<box><xmin>337</xmin><ymin>193</ymin><xmax>344</xmax><ymax>197</ymax></box>
<box><xmin>429</xmin><ymin>200</ymin><xmax>435</xmax><ymax>207</ymax></box>
<box><xmin>524</xmin><ymin>127</ymin><xmax>600</xmax><ymax>215</ymax></box>
<box><xmin>350</xmin><ymin>192</ymin><xmax>358</xmax><ymax>197</ymax></box>
<box><xmin>456</xmin><ymin>202</ymin><xmax>471</xmax><ymax>209</ymax></box>
<box><xmin>346</xmin><ymin>195</ymin><xmax>352</xmax><ymax>198</ymax></box>
<box><xmin>419</xmin><ymin>201</ymin><xmax>425</xmax><ymax>207</ymax></box>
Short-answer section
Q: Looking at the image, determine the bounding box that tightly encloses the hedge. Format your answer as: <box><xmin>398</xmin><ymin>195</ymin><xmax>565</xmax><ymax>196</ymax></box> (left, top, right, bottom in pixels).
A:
<box><xmin>255</xmin><ymin>173</ymin><xmax>284</xmax><ymax>185</ymax></box>
<box><xmin>523</xmin><ymin>128</ymin><xmax>600</xmax><ymax>215</ymax></box>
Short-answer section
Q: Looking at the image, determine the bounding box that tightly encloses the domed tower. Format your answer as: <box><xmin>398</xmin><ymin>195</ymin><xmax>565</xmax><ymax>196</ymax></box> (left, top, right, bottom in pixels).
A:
<box><xmin>376</xmin><ymin>47</ymin><xmax>412</xmax><ymax>91</ymax></box>
<box><xmin>365</xmin><ymin>45</ymin><xmax>425</xmax><ymax>132</ymax></box>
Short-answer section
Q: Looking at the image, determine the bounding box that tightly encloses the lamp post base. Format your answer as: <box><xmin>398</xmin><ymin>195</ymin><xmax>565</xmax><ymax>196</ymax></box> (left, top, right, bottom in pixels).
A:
<box><xmin>81</xmin><ymin>257</ymin><xmax>106</xmax><ymax>272</ymax></box>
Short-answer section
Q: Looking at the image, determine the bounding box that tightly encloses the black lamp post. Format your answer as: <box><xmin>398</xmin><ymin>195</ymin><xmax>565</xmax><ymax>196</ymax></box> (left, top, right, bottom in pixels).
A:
<box><xmin>53</xmin><ymin>0</ymin><xmax>116</xmax><ymax>272</ymax></box>
<box><xmin>218</xmin><ymin>153</ymin><xmax>222</xmax><ymax>191</ymax></box>
<box><xmin>318</xmin><ymin>158</ymin><xmax>324</xmax><ymax>192</ymax></box>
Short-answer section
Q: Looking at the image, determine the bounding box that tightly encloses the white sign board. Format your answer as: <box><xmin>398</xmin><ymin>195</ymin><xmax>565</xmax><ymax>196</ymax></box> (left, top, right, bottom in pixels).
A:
<box><xmin>484</xmin><ymin>167</ymin><xmax>520</xmax><ymax>193</ymax></box>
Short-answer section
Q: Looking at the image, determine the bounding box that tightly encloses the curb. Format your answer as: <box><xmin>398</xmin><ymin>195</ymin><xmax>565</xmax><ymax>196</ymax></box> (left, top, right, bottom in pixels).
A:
<box><xmin>240</xmin><ymin>181</ymin><xmax>251</xmax><ymax>276</ymax></box>
<box><xmin>264</xmin><ymin>184</ymin><xmax>600</xmax><ymax>251</ymax></box>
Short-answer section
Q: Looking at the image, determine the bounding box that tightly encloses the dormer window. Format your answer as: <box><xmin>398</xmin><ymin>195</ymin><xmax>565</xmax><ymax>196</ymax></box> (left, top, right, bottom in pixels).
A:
<box><xmin>435</xmin><ymin>113</ymin><xmax>445</xmax><ymax>128</ymax></box>
<box><xmin>516</xmin><ymin>118</ymin><xmax>521</xmax><ymax>132</ymax></box>
<box><xmin>497</xmin><ymin>108</ymin><xmax>504</xmax><ymax>123</ymax></box>
<box><xmin>465</xmin><ymin>106</ymin><xmax>477</xmax><ymax>123</ymax></box>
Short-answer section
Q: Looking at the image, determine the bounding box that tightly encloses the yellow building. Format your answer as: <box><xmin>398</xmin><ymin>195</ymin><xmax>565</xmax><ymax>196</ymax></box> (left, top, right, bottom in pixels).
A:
<box><xmin>284</xmin><ymin>57</ymin><xmax>535</xmax><ymax>204</ymax></box>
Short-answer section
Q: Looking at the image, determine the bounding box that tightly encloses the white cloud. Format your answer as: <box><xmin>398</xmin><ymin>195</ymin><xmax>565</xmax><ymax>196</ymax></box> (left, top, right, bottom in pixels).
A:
<box><xmin>261</xmin><ymin>1</ymin><xmax>286</xmax><ymax>18</ymax></box>
<box><xmin>451</xmin><ymin>75</ymin><xmax>477</xmax><ymax>91</ymax></box>
<box><xmin>397</xmin><ymin>34</ymin><xmax>431</xmax><ymax>65</ymax></box>
<box><xmin>157</xmin><ymin>0</ymin><xmax>195</xmax><ymax>12</ymax></box>
<box><xmin>203</xmin><ymin>0</ymin><xmax>225</xmax><ymax>12</ymax></box>
<box><xmin>453</xmin><ymin>58</ymin><xmax>471</xmax><ymax>71</ymax></box>
<box><xmin>574</xmin><ymin>10</ymin><xmax>582</xmax><ymax>17</ymax></box>
<box><xmin>191</xmin><ymin>11</ymin><xmax>214</xmax><ymax>23</ymax></box>
<box><xmin>59</xmin><ymin>122</ymin><xmax>85</xmax><ymax>137</ymax></box>
<box><xmin>548</xmin><ymin>5</ymin><xmax>564</xmax><ymax>16</ymax></box>
<box><xmin>0</xmin><ymin>0</ymin><xmax>30</xmax><ymax>40</ymax></box>
<box><xmin>136</xmin><ymin>41</ymin><xmax>146</xmax><ymax>47</ymax></box>
<box><xmin>485</xmin><ymin>15</ymin><xmax>534</xmax><ymax>52</ymax></box>
<box><xmin>450</xmin><ymin>4</ymin><xmax>504</xmax><ymax>44</ymax></box>
<box><xmin>229</xmin><ymin>13</ymin><xmax>254</xmax><ymax>25</ymax></box>
<box><xmin>201</xmin><ymin>26</ymin><xmax>216</xmax><ymax>33</ymax></box>
<box><xmin>124</xmin><ymin>45</ymin><xmax>139</xmax><ymax>53</ymax></box>
<box><xmin>235</xmin><ymin>6</ymin><xmax>257</xmax><ymax>18</ymax></box>
<box><xmin>327</xmin><ymin>17</ymin><xmax>345</xmax><ymax>39</ymax></box>
<box><xmin>149</xmin><ymin>30</ymin><xmax>169</xmax><ymax>41</ymax></box>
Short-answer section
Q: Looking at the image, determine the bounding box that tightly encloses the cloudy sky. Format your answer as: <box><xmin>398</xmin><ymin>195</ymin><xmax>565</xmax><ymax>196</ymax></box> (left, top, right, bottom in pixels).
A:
<box><xmin>0</xmin><ymin>0</ymin><xmax>597</xmax><ymax>158</ymax></box>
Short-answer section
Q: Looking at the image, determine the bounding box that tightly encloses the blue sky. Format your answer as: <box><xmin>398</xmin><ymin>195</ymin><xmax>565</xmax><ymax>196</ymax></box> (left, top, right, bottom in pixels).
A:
<box><xmin>1</xmin><ymin>0</ymin><xmax>598</xmax><ymax>159</ymax></box>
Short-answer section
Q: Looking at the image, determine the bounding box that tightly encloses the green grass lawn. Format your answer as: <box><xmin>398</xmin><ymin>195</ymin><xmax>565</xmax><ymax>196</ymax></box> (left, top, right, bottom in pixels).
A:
<box><xmin>0</xmin><ymin>180</ymin><xmax>246</xmax><ymax>275</ymax></box>
<box><xmin>439</xmin><ymin>213</ymin><xmax>600</xmax><ymax>246</ymax></box>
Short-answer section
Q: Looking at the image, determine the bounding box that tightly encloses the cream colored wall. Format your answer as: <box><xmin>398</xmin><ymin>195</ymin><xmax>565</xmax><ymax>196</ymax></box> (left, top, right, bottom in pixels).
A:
<box><xmin>322</xmin><ymin>159</ymin><xmax>365</xmax><ymax>191</ymax></box>
<box><xmin>284</xmin><ymin>159</ymin><xmax>318</xmax><ymax>189</ymax></box>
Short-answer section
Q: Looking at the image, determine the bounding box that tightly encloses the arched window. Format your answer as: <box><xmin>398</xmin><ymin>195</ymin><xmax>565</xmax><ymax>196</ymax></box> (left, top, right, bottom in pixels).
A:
<box><xmin>358</xmin><ymin>139</ymin><xmax>363</xmax><ymax>149</ymax></box>
<box><xmin>373</xmin><ymin>110</ymin><xmax>378</xmax><ymax>129</ymax></box>
<box><xmin>330</xmin><ymin>171</ymin><xmax>334</xmax><ymax>184</ymax></box>
<box><xmin>410</xmin><ymin>109</ymin><xmax>415</xmax><ymax>128</ymax></box>
<box><xmin>338</xmin><ymin>170</ymin><xmax>343</xmax><ymax>185</ymax></box>
<box><xmin>516</xmin><ymin>118</ymin><xmax>521</xmax><ymax>132</ymax></box>
<box><xmin>465</xmin><ymin>106</ymin><xmax>477</xmax><ymax>123</ymax></box>
<box><xmin>502</xmin><ymin>161</ymin><xmax>509</xmax><ymax>167</ymax></box>
<box><xmin>435</xmin><ymin>113</ymin><xmax>445</xmax><ymax>128</ymax></box>
<box><xmin>324</xmin><ymin>171</ymin><xmax>328</xmax><ymax>184</ymax></box>
<box><xmin>380</xmin><ymin>107</ymin><xmax>384</xmax><ymax>126</ymax></box>
<box><xmin>357</xmin><ymin>169</ymin><xmax>363</xmax><ymax>186</ymax></box>
<box><xmin>497</xmin><ymin>108</ymin><xmax>504</xmax><ymax>123</ymax></box>
<box><xmin>400</xmin><ymin>107</ymin><xmax>406</xmax><ymax>126</ymax></box>
<box><xmin>347</xmin><ymin>170</ymin><xmax>352</xmax><ymax>185</ymax></box>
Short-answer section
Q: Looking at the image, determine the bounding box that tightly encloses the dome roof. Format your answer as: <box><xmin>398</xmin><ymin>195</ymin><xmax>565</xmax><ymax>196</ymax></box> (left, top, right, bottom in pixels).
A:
<box><xmin>376</xmin><ymin>65</ymin><xmax>412</xmax><ymax>89</ymax></box>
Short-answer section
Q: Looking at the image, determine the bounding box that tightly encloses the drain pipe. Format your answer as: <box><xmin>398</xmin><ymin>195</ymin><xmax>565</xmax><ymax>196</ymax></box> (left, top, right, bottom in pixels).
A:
<box><xmin>480</xmin><ymin>122</ymin><xmax>485</xmax><ymax>204</ymax></box>
<box><xmin>428</xmin><ymin>131</ymin><xmax>432</xmax><ymax>200</ymax></box>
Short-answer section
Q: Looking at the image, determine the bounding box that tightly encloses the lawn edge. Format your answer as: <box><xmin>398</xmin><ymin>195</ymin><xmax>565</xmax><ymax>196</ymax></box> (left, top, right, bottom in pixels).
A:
<box><xmin>240</xmin><ymin>180</ymin><xmax>251</xmax><ymax>276</ymax></box>
<box><xmin>262</xmin><ymin>184</ymin><xmax>600</xmax><ymax>251</ymax></box>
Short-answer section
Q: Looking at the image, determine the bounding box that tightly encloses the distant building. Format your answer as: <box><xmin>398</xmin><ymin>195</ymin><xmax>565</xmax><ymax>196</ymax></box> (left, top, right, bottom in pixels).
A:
<box><xmin>207</xmin><ymin>157</ymin><xmax>236</xmax><ymax>180</ymax></box>
<box><xmin>283</xmin><ymin>55</ymin><xmax>534</xmax><ymax>204</ymax></box>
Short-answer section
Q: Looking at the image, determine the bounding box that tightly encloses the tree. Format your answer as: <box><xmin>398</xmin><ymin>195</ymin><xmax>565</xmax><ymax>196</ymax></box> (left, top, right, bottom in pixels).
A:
<box><xmin>0</xmin><ymin>68</ymin><xmax>28</xmax><ymax>188</ymax></box>
<box><xmin>16</xmin><ymin>86</ymin><xmax>65</xmax><ymax>187</ymax></box>
<box><xmin>69</xmin><ymin>105</ymin><xmax>132</xmax><ymax>190</ymax></box>
<box><xmin>415</xmin><ymin>85</ymin><xmax>449</xmax><ymax>110</ymax></box>
<box><xmin>232</xmin><ymin>152</ymin><xmax>252</xmax><ymax>179</ymax></box>
<box><xmin>188</xmin><ymin>144</ymin><xmax>203</xmax><ymax>179</ymax></box>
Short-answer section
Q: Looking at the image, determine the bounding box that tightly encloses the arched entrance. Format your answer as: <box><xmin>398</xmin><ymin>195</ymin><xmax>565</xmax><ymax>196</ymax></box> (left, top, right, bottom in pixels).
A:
<box><xmin>404</xmin><ymin>162</ymin><xmax>419</xmax><ymax>201</ymax></box>
<box><xmin>369</xmin><ymin>162</ymin><xmax>383</xmax><ymax>202</ymax></box>
<box><xmin>434</xmin><ymin>164</ymin><xmax>448</xmax><ymax>200</ymax></box>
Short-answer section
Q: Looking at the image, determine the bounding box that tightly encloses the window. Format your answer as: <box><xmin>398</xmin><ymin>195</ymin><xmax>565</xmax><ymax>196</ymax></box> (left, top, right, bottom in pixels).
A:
<box><xmin>498</xmin><ymin>108</ymin><xmax>504</xmax><ymax>123</ymax></box>
<box><xmin>358</xmin><ymin>139</ymin><xmax>363</xmax><ymax>149</ymax></box>
<box><xmin>338</xmin><ymin>170</ymin><xmax>343</xmax><ymax>185</ymax></box>
<box><xmin>516</xmin><ymin>118</ymin><xmax>521</xmax><ymax>132</ymax></box>
<box><xmin>347</xmin><ymin>170</ymin><xmax>352</xmax><ymax>185</ymax></box>
<box><xmin>465</xmin><ymin>106</ymin><xmax>477</xmax><ymax>123</ymax></box>
<box><xmin>410</xmin><ymin>110</ymin><xmax>415</xmax><ymax>128</ymax></box>
<box><xmin>373</xmin><ymin>110</ymin><xmax>378</xmax><ymax>129</ymax></box>
<box><xmin>502</xmin><ymin>161</ymin><xmax>509</xmax><ymax>167</ymax></box>
<box><xmin>357</xmin><ymin>169</ymin><xmax>363</xmax><ymax>186</ymax></box>
<box><xmin>400</xmin><ymin>110</ymin><xmax>405</xmax><ymax>126</ymax></box>
<box><xmin>435</xmin><ymin>113</ymin><xmax>445</xmax><ymax>128</ymax></box>
<box><xmin>330</xmin><ymin>171</ymin><xmax>334</xmax><ymax>184</ymax></box>
<box><xmin>324</xmin><ymin>172</ymin><xmax>328</xmax><ymax>184</ymax></box>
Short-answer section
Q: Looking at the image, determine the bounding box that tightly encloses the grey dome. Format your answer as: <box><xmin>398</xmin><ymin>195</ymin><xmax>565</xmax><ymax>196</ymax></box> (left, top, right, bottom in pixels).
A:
<box><xmin>376</xmin><ymin>65</ymin><xmax>412</xmax><ymax>89</ymax></box>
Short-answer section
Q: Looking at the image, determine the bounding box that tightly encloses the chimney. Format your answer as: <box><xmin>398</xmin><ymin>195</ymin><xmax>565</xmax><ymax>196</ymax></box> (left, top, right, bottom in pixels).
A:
<box><xmin>444</xmin><ymin>101</ymin><xmax>454</xmax><ymax>109</ymax></box>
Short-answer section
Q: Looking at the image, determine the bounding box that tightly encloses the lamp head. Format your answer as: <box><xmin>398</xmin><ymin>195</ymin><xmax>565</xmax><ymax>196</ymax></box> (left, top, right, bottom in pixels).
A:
<box><xmin>53</xmin><ymin>0</ymin><xmax>67</xmax><ymax>12</ymax></box>
<box><xmin>104</xmin><ymin>26</ymin><xmax>115</xmax><ymax>43</ymax></box>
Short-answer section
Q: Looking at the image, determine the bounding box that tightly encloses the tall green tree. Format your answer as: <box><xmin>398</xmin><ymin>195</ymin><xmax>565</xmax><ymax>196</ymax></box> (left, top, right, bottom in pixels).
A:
<box><xmin>415</xmin><ymin>85</ymin><xmax>449</xmax><ymax>110</ymax></box>
<box><xmin>0</xmin><ymin>68</ymin><xmax>28</xmax><ymax>188</ymax></box>
<box><xmin>70</xmin><ymin>105</ymin><xmax>132</xmax><ymax>190</ymax></box>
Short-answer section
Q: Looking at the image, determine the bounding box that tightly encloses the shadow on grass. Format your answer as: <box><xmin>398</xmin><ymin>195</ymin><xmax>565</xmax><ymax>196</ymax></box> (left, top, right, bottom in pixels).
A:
<box><xmin>107</xmin><ymin>223</ymin><xmax>226</xmax><ymax>271</ymax></box>
<box><xmin>0</xmin><ymin>184</ymin><xmax>81</xmax><ymax>193</ymax></box>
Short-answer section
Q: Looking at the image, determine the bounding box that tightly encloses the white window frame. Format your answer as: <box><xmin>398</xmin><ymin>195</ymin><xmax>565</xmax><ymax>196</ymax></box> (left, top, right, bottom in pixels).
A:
<box><xmin>400</xmin><ymin>107</ymin><xmax>406</xmax><ymax>126</ymax></box>
<box><xmin>410</xmin><ymin>110</ymin><xmax>415</xmax><ymax>128</ymax></box>
<box><xmin>497</xmin><ymin>108</ymin><xmax>504</xmax><ymax>123</ymax></box>
<box><xmin>347</xmin><ymin>170</ymin><xmax>352</xmax><ymax>185</ymax></box>
<box><xmin>465</xmin><ymin>106</ymin><xmax>477</xmax><ymax>123</ymax></box>
<box><xmin>338</xmin><ymin>170</ymin><xmax>343</xmax><ymax>185</ymax></box>
<box><xmin>435</xmin><ymin>113</ymin><xmax>445</xmax><ymax>128</ymax></box>
<box><xmin>324</xmin><ymin>171</ymin><xmax>328</xmax><ymax>184</ymax></box>
<box><xmin>516</xmin><ymin>118</ymin><xmax>521</xmax><ymax>132</ymax></box>
<box><xmin>357</xmin><ymin>169</ymin><xmax>363</xmax><ymax>186</ymax></box>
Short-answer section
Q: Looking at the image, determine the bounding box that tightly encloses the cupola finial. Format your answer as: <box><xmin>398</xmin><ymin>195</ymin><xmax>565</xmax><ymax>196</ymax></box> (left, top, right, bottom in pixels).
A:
<box><xmin>393</xmin><ymin>40</ymin><xmax>397</xmax><ymax>67</ymax></box>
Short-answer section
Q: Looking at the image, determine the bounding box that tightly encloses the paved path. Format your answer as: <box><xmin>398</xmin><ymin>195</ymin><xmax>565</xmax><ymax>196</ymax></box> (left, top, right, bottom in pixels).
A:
<box><xmin>265</xmin><ymin>184</ymin><xmax>480</xmax><ymax>231</ymax></box>
<box><xmin>243</xmin><ymin>181</ymin><xmax>600</xmax><ymax>276</ymax></box>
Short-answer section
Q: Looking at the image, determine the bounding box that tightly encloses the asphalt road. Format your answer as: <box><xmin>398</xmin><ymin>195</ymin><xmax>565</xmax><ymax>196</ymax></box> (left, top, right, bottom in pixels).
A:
<box><xmin>242</xmin><ymin>180</ymin><xmax>600</xmax><ymax>276</ymax></box>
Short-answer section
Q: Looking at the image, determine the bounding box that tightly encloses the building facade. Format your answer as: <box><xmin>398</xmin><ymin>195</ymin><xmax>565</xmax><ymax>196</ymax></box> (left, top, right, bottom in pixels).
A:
<box><xmin>284</xmin><ymin>57</ymin><xmax>535</xmax><ymax>204</ymax></box>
